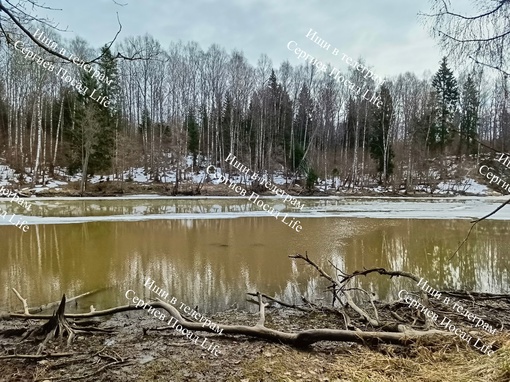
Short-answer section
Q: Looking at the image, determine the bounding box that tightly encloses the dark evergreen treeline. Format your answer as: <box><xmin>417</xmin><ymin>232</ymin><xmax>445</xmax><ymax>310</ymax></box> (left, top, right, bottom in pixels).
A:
<box><xmin>0</xmin><ymin>29</ymin><xmax>507</xmax><ymax>191</ymax></box>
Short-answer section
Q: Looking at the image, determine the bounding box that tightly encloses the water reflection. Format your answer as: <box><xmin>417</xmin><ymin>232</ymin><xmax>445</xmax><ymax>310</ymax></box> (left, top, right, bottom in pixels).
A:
<box><xmin>0</xmin><ymin>198</ymin><xmax>298</xmax><ymax>218</ymax></box>
<box><xmin>1</xmin><ymin>217</ymin><xmax>508</xmax><ymax>314</ymax></box>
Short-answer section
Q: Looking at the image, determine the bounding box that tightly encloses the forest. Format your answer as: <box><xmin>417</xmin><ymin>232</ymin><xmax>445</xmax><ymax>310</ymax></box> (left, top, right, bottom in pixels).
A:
<box><xmin>0</xmin><ymin>27</ymin><xmax>508</xmax><ymax>193</ymax></box>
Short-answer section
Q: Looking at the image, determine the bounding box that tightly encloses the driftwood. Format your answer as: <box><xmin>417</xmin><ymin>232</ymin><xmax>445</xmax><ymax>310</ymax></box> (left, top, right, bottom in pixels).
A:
<box><xmin>3</xmin><ymin>291</ymin><xmax>457</xmax><ymax>349</ymax></box>
<box><xmin>289</xmin><ymin>253</ymin><xmax>432</xmax><ymax>329</ymax></box>
<box><xmin>0</xmin><ymin>352</ymin><xmax>75</xmax><ymax>360</ymax></box>
<box><xmin>20</xmin><ymin>295</ymin><xmax>86</xmax><ymax>354</ymax></box>
<box><xmin>3</xmin><ymin>293</ymin><xmax>455</xmax><ymax>349</ymax></box>
<box><xmin>2</xmin><ymin>254</ymin><xmax>504</xmax><ymax>354</ymax></box>
<box><xmin>22</xmin><ymin>288</ymin><xmax>104</xmax><ymax>314</ymax></box>
<box><xmin>3</xmin><ymin>292</ymin><xmax>114</xmax><ymax>356</ymax></box>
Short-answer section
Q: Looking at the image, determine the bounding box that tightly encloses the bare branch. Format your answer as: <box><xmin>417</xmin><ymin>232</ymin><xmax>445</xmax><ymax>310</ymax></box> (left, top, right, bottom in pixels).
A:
<box><xmin>421</xmin><ymin>0</ymin><xmax>510</xmax><ymax>75</ymax></box>
<box><xmin>420</xmin><ymin>1</ymin><xmax>506</xmax><ymax>21</ymax></box>
<box><xmin>0</xmin><ymin>1</ymin><xmax>147</xmax><ymax>63</ymax></box>
<box><xmin>0</xmin><ymin>1</ymin><xmax>70</xmax><ymax>61</ymax></box>
<box><xmin>0</xmin><ymin>352</ymin><xmax>75</xmax><ymax>359</ymax></box>
<box><xmin>256</xmin><ymin>292</ymin><xmax>268</xmax><ymax>327</ymax></box>
<box><xmin>435</xmin><ymin>27</ymin><xmax>510</xmax><ymax>44</ymax></box>
<box><xmin>11</xmin><ymin>287</ymin><xmax>29</xmax><ymax>315</ymax></box>
<box><xmin>246</xmin><ymin>292</ymin><xmax>310</xmax><ymax>312</ymax></box>
<box><xmin>472</xmin><ymin>198</ymin><xmax>510</xmax><ymax>223</ymax></box>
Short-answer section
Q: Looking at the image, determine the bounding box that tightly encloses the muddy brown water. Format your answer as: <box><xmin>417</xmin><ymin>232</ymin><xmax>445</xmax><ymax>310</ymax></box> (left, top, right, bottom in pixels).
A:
<box><xmin>1</xmin><ymin>197</ymin><xmax>509</xmax><ymax>314</ymax></box>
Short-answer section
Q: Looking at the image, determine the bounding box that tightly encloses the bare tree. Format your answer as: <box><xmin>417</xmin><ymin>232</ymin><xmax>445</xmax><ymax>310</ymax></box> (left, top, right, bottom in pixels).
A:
<box><xmin>422</xmin><ymin>0</ymin><xmax>510</xmax><ymax>75</ymax></box>
<box><xmin>0</xmin><ymin>0</ymin><xmax>148</xmax><ymax>63</ymax></box>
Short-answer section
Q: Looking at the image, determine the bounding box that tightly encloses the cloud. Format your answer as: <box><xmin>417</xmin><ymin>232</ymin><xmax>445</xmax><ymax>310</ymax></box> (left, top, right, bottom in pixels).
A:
<box><xmin>38</xmin><ymin>0</ymin><xmax>443</xmax><ymax>78</ymax></box>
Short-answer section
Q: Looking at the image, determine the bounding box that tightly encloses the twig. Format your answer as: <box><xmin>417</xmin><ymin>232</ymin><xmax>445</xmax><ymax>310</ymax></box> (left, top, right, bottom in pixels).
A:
<box><xmin>290</xmin><ymin>253</ymin><xmax>338</xmax><ymax>286</ymax></box>
<box><xmin>0</xmin><ymin>352</ymin><xmax>75</xmax><ymax>359</ymax></box>
<box><xmin>449</xmin><ymin>198</ymin><xmax>510</xmax><ymax>260</ymax></box>
<box><xmin>60</xmin><ymin>360</ymin><xmax>128</xmax><ymax>381</ymax></box>
<box><xmin>11</xmin><ymin>287</ymin><xmax>29</xmax><ymax>315</ymax></box>
<box><xmin>25</xmin><ymin>288</ymin><xmax>104</xmax><ymax>314</ymax></box>
<box><xmin>257</xmin><ymin>292</ymin><xmax>268</xmax><ymax>327</ymax></box>
<box><xmin>471</xmin><ymin>198</ymin><xmax>510</xmax><ymax>223</ymax></box>
<box><xmin>246</xmin><ymin>292</ymin><xmax>310</xmax><ymax>312</ymax></box>
<box><xmin>338</xmin><ymin>268</ymin><xmax>420</xmax><ymax>284</ymax></box>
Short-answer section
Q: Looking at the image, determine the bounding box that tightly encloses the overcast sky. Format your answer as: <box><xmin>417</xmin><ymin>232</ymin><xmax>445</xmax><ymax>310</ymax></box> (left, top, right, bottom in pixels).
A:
<box><xmin>37</xmin><ymin>0</ymin><xmax>451</xmax><ymax>79</ymax></box>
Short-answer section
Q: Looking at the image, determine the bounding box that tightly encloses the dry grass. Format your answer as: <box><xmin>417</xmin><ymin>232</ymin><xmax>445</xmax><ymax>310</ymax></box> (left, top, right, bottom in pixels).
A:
<box><xmin>3</xmin><ymin>311</ymin><xmax>510</xmax><ymax>381</ymax></box>
<box><xmin>223</xmin><ymin>332</ymin><xmax>510</xmax><ymax>382</ymax></box>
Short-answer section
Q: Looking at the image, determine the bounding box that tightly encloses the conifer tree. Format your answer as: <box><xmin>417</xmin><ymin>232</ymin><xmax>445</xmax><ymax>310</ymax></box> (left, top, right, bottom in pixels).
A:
<box><xmin>65</xmin><ymin>45</ymin><xmax>119</xmax><ymax>191</ymax></box>
<box><xmin>430</xmin><ymin>57</ymin><xmax>459</xmax><ymax>153</ymax></box>
<box><xmin>89</xmin><ymin>45</ymin><xmax>119</xmax><ymax>174</ymax></box>
<box><xmin>66</xmin><ymin>69</ymin><xmax>101</xmax><ymax>193</ymax></box>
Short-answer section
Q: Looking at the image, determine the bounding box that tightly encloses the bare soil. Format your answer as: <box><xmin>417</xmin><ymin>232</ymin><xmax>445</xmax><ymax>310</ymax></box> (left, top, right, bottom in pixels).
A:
<box><xmin>2</xmin><ymin>305</ymin><xmax>510</xmax><ymax>382</ymax></box>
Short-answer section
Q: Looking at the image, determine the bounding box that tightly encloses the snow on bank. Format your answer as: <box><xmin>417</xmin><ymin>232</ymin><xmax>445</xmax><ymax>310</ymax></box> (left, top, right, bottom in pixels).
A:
<box><xmin>0</xmin><ymin>157</ymin><xmax>496</xmax><ymax>197</ymax></box>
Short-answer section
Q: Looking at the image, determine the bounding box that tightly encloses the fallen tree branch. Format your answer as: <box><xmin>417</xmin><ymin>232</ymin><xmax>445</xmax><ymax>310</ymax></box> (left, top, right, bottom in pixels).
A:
<box><xmin>11</xmin><ymin>287</ymin><xmax>29</xmax><ymax>315</ymax></box>
<box><xmin>246</xmin><ymin>292</ymin><xmax>310</xmax><ymax>312</ymax></box>
<box><xmin>144</xmin><ymin>298</ymin><xmax>452</xmax><ymax>347</ymax></box>
<box><xmin>289</xmin><ymin>253</ymin><xmax>338</xmax><ymax>286</ymax></box>
<box><xmin>450</xmin><ymin>198</ymin><xmax>510</xmax><ymax>260</ymax></box>
<box><xmin>2</xmin><ymin>305</ymin><xmax>136</xmax><ymax>320</ymax></box>
<box><xmin>291</xmin><ymin>253</ymin><xmax>386</xmax><ymax>326</ymax></box>
<box><xmin>338</xmin><ymin>268</ymin><xmax>420</xmax><ymax>284</ymax></box>
<box><xmin>23</xmin><ymin>288</ymin><xmax>104</xmax><ymax>314</ymax></box>
<box><xmin>1</xmin><ymin>294</ymin><xmax>477</xmax><ymax>349</ymax></box>
<box><xmin>0</xmin><ymin>352</ymin><xmax>75</xmax><ymax>359</ymax></box>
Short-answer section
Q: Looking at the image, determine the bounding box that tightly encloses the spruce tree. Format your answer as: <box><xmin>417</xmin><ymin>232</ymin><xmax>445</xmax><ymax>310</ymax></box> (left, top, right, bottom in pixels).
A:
<box><xmin>89</xmin><ymin>45</ymin><xmax>119</xmax><ymax>174</ymax></box>
<box><xmin>66</xmin><ymin>45</ymin><xmax>120</xmax><ymax>187</ymax></box>
<box><xmin>64</xmin><ymin>69</ymin><xmax>100</xmax><ymax>176</ymax></box>
<box><xmin>430</xmin><ymin>57</ymin><xmax>459</xmax><ymax>153</ymax></box>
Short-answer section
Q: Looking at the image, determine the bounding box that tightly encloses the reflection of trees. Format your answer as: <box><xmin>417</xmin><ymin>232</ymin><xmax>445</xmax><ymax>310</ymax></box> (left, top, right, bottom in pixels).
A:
<box><xmin>16</xmin><ymin>199</ymin><xmax>270</xmax><ymax>217</ymax></box>
<box><xmin>0</xmin><ymin>217</ymin><xmax>314</xmax><ymax>312</ymax></box>
<box><xmin>1</xmin><ymin>217</ymin><xmax>508</xmax><ymax>313</ymax></box>
<box><xmin>2</xmin><ymin>198</ymin><xmax>298</xmax><ymax>219</ymax></box>
<box><xmin>341</xmin><ymin>219</ymin><xmax>510</xmax><ymax>300</ymax></box>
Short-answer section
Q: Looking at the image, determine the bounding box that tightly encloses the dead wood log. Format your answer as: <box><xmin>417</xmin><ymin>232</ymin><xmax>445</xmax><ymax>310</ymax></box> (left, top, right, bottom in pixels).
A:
<box><xmin>290</xmin><ymin>253</ymin><xmax>385</xmax><ymax>327</ymax></box>
<box><xmin>246</xmin><ymin>292</ymin><xmax>310</xmax><ymax>312</ymax></box>
<box><xmin>3</xmin><ymin>293</ymin><xmax>460</xmax><ymax>349</ymax></box>
<box><xmin>16</xmin><ymin>294</ymin><xmax>109</xmax><ymax>354</ymax></box>
<box><xmin>145</xmin><ymin>295</ymin><xmax>456</xmax><ymax>347</ymax></box>
<box><xmin>24</xmin><ymin>288</ymin><xmax>104</xmax><ymax>314</ymax></box>
<box><xmin>29</xmin><ymin>295</ymin><xmax>77</xmax><ymax>354</ymax></box>
<box><xmin>0</xmin><ymin>352</ymin><xmax>75</xmax><ymax>360</ymax></box>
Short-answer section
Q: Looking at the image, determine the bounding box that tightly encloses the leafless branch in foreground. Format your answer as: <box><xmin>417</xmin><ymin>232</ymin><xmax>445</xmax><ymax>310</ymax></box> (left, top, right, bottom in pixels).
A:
<box><xmin>450</xmin><ymin>198</ymin><xmax>510</xmax><ymax>260</ymax></box>
<box><xmin>420</xmin><ymin>0</ymin><xmax>510</xmax><ymax>75</ymax></box>
<box><xmin>0</xmin><ymin>0</ymin><xmax>148</xmax><ymax>63</ymax></box>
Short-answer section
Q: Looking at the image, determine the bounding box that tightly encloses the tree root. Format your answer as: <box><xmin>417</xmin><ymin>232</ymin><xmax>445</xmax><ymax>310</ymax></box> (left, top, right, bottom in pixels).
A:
<box><xmin>5</xmin><ymin>291</ymin><xmax>456</xmax><ymax>347</ymax></box>
<box><xmin>13</xmin><ymin>294</ymin><xmax>110</xmax><ymax>354</ymax></box>
<box><xmin>3</xmin><ymin>255</ymin><xmax>507</xmax><ymax>352</ymax></box>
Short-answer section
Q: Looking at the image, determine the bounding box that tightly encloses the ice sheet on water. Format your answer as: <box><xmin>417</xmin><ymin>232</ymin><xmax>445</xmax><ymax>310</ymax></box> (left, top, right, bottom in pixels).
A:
<box><xmin>1</xmin><ymin>196</ymin><xmax>509</xmax><ymax>225</ymax></box>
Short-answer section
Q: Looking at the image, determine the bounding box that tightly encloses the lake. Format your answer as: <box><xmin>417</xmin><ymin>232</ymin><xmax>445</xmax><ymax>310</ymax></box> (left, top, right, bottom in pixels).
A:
<box><xmin>1</xmin><ymin>196</ymin><xmax>509</xmax><ymax>314</ymax></box>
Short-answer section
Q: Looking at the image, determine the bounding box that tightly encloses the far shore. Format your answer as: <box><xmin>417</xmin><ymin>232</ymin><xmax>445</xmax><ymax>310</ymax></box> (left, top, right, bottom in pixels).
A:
<box><xmin>0</xmin><ymin>177</ymin><xmax>502</xmax><ymax>199</ymax></box>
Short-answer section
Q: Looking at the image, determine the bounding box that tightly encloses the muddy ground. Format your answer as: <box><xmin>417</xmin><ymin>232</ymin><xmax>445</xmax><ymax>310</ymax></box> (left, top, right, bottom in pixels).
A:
<box><xmin>2</xmin><ymin>297</ymin><xmax>510</xmax><ymax>382</ymax></box>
